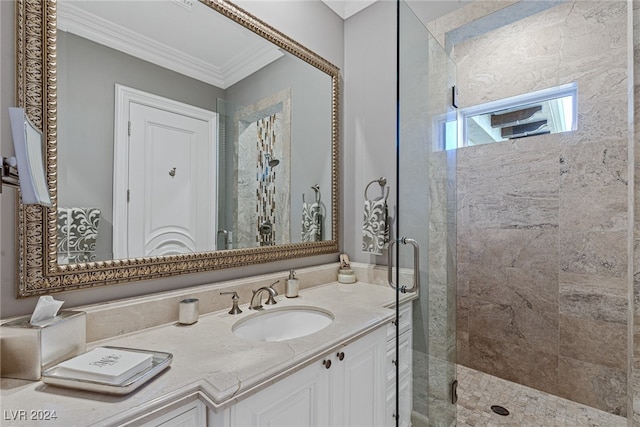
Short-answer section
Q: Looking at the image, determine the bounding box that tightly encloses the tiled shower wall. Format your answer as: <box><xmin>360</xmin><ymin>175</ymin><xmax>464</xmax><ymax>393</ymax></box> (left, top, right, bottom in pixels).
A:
<box><xmin>632</xmin><ymin>1</ymin><xmax>639</xmax><ymax>425</ymax></box>
<box><xmin>234</xmin><ymin>90</ymin><xmax>291</xmax><ymax>248</ymax></box>
<box><xmin>439</xmin><ymin>0</ymin><xmax>629</xmax><ymax>416</ymax></box>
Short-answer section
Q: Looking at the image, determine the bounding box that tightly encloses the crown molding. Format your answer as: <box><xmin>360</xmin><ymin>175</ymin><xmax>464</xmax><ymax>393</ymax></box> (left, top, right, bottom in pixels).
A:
<box><xmin>57</xmin><ymin>2</ymin><xmax>282</xmax><ymax>89</ymax></box>
<box><xmin>321</xmin><ymin>0</ymin><xmax>378</xmax><ymax>20</ymax></box>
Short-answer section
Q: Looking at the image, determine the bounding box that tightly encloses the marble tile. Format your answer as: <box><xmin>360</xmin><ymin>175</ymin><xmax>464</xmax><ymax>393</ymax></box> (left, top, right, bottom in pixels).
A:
<box><xmin>559</xmin><ymin>230</ymin><xmax>628</xmax><ymax>278</ymax></box>
<box><xmin>456</xmin><ymin>132</ymin><xmax>558</xmax><ymax>162</ymax></box>
<box><xmin>467</xmin><ymin>334</ymin><xmax>558</xmax><ymax>396</ymax></box>
<box><xmin>446</xmin><ymin>0</ymin><xmax>633</xmax><ymax>418</ymax></box>
<box><xmin>456</xmin><ymin>139</ymin><xmax>560</xmax><ymax>196</ymax></box>
<box><xmin>559</xmin><ymin>272</ymin><xmax>627</xmax><ymax>324</ymax></box>
<box><xmin>457</xmin><ymin>294</ymin><xmax>469</xmax><ymax>334</ymax></box>
<box><xmin>633</xmin><ymin>367</ymin><xmax>640</xmax><ymax>426</ymax></box>
<box><xmin>429</xmin><ymin>230</ymin><xmax>452</xmax><ymax>285</ymax></box>
<box><xmin>457</xmin><ymin>331</ymin><xmax>469</xmax><ymax>367</ymax></box>
<box><xmin>636</xmin><ymin>240</ymin><xmax>640</xmax><ymax>311</ymax></box>
<box><xmin>412</xmin><ymin>349</ymin><xmax>429</xmax><ymax>418</ymax></box>
<box><xmin>559</xmin><ymin>50</ymin><xmax>627</xmax><ymax>102</ymax></box>
<box><xmin>558</xmin><ymin>356</ymin><xmax>627</xmax><ymax>416</ymax></box>
<box><xmin>468</xmin><ymin>294</ymin><xmax>558</xmax><ymax>357</ymax></box>
<box><xmin>466</xmin><ymin>264</ymin><xmax>558</xmax><ymax>316</ymax></box>
<box><xmin>429</xmin><ymin>354</ymin><xmax>457</xmax><ymax>402</ymax></box>
<box><xmin>559</xmin><ymin>139</ymin><xmax>628</xmax><ymax>190</ymax></box>
<box><xmin>636</xmin><ymin>165</ymin><xmax>640</xmax><ymax>232</ymax></box>
<box><xmin>458</xmin><ymin>228</ymin><xmax>558</xmax><ymax>271</ymax></box>
<box><xmin>456</xmin><ymin>262</ymin><xmax>470</xmax><ymax>297</ymax></box>
<box><xmin>570</xmin><ymin>100</ymin><xmax>629</xmax><ymax>147</ymax></box>
<box><xmin>631</xmin><ymin>0</ymin><xmax>638</xmax><ymax>420</ymax></box>
<box><xmin>456</xmin><ymin>139</ymin><xmax>560</xmax><ymax>232</ymax></box>
<box><xmin>429</xmin><ymin>281</ymin><xmax>457</xmax><ymax>355</ymax></box>
<box><xmin>465</xmin><ymin>266</ymin><xmax>559</xmax><ymax>355</ymax></box>
<box><xmin>465</xmin><ymin>192</ymin><xmax>559</xmax><ymax>230</ymax></box>
<box><xmin>633</xmin><ymin>316</ymin><xmax>640</xmax><ymax>367</ymax></box>
<box><xmin>558</xmin><ymin>1</ymin><xmax>627</xmax><ymax>63</ymax></box>
<box><xmin>559</xmin><ymin>314</ymin><xmax>627</xmax><ymax>370</ymax></box>
<box><xmin>559</xmin><ymin>186</ymin><xmax>628</xmax><ymax>232</ymax></box>
<box><xmin>457</xmin><ymin>365</ymin><xmax>627</xmax><ymax>427</ymax></box>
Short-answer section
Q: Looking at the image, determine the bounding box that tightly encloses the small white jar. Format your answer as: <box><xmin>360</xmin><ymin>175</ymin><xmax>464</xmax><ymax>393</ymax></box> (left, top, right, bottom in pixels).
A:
<box><xmin>338</xmin><ymin>269</ymin><xmax>356</xmax><ymax>284</ymax></box>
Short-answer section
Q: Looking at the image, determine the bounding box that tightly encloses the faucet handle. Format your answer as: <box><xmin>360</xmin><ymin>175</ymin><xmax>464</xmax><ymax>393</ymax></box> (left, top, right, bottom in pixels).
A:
<box><xmin>268</xmin><ymin>280</ymin><xmax>280</xmax><ymax>295</ymax></box>
<box><xmin>220</xmin><ymin>291</ymin><xmax>242</xmax><ymax>315</ymax></box>
<box><xmin>265</xmin><ymin>280</ymin><xmax>279</xmax><ymax>305</ymax></box>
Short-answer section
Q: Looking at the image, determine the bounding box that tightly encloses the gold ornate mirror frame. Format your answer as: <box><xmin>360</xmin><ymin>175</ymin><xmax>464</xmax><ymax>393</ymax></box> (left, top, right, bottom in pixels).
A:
<box><xmin>15</xmin><ymin>0</ymin><xmax>340</xmax><ymax>297</ymax></box>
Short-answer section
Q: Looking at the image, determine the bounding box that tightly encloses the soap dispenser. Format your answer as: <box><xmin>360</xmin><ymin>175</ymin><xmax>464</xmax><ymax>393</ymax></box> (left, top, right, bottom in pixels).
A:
<box><xmin>285</xmin><ymin>269</ymin><xmax>299</xmax><ymax>298</ymax></box>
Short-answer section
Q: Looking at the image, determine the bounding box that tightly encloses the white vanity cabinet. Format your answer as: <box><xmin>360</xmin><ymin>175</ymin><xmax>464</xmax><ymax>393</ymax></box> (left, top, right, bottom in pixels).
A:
<box><xmin>229</xmin><ymin>325</ymin><xmax>387</xmax><ymax>427</ymax></box>
<box><xmin>329</xmin><ymin>325</ymin><xmax>387</xmax><ymax>426</ymax></box>
<box><xmin>386</xmin><ymin>301</ymin><xmax>413</xmax><ymax>427</ymax></box>
<box><xmin>132</xmin><ymin>299</ymin><xmax>414</xmax><ymax>427</ymax></box>
<box><xmin>140</xmin><ymin>400</ymin><xmax>207</xmax><ymax>427</ymax></box>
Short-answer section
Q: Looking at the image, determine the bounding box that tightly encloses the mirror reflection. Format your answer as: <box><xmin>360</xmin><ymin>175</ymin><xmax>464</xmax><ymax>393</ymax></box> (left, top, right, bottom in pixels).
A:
<box><xmin>56</xmin><ymin>0</ymin><xmax>333</xmax><ymax>263</ymax></box>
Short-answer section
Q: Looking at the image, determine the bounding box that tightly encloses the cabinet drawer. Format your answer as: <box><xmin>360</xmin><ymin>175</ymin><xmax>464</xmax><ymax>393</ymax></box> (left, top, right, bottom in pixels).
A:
<box><xmin>386</xmin><ymin>303</ymin><xmax>412</xmax><ymax>341</ymax></box>
<box><xmin>386</xmin><ymin>330</ymin><xmax>412</xmax><ymax>381</ymax></box>
<box><xmin>385</xmin><ymin>372</ymin><xmax>412</xmax><ymax>427</ymax></box>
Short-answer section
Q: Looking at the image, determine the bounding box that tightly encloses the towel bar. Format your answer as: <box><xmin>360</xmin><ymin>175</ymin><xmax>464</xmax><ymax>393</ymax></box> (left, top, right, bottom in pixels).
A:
<box><xmin>303</xmin><ymin>185</ymin><xmax>321</xmax><ymax>204</ymax></box>
<box><xmin>365</xmin><ymin>177</ymin><xmax>389</xmax><ymax>201</ymax></box>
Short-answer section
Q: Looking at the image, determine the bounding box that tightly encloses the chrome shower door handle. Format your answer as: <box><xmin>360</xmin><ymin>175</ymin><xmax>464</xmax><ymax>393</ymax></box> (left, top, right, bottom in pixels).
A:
<box><xmin>387</xmin><ymin>237</ymin><xmax>420</xmax><ymax>293</ymax></box>
<box><xmin>217</xmin><ymin>229</ymin><xmax>228</xmax><ymax>249</ymax></box>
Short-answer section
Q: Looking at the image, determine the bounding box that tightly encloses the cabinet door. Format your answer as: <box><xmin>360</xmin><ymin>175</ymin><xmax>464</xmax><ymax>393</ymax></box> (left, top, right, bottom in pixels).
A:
<box><xmin>386</xmin><ymin>302</ymin><xmax>413</xmax><ymax>427</ymax></box>
<box><xmin>331</xmin><ymin>327</ymin><xmax>386</xmax><ymax>427</ymax></box>
<box><xmin>230</xmin><ymin>360</ymin><xmax>330</xmax><ymax>427</ymax></box>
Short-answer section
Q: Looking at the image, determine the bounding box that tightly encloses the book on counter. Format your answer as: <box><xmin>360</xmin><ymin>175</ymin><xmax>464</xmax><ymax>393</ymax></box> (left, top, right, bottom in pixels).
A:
<box><xmin>54</xmin><ymin>347</ymin><xmax>154</xmax><ymax>385</ymax></box>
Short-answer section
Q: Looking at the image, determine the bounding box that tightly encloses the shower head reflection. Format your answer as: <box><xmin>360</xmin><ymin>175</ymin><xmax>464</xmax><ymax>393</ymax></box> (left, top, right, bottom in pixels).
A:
<box><xmin>265</xmin><ymin>153</ymin><xmax>280</xmax><ymax>167</ymax></box>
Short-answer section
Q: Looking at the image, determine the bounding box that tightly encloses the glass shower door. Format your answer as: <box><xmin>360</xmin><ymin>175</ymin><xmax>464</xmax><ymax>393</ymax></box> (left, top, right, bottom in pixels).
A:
<box><xmin>216</xmin><ymin>98</ymin><xmax>239</xmax><ymax>250</ymax></box>
<box><xmin>397</xmin><ymin>1</ymin><xmax>457</xmax><ymax>426</ymax></box>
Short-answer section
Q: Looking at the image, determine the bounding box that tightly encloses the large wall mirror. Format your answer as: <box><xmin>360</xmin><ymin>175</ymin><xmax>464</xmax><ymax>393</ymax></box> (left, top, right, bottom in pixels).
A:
<box><xmin>15</xmin><ymin>0</ymin><xmax>340</xmax><ymax>297</ymax></box>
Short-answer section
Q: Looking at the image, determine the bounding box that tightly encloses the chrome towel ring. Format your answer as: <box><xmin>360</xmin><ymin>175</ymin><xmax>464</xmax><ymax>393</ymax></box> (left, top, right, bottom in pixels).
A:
<box><xmin>365</xmin><ymin>177</ymin><xmax>389</xmax><ymax>201</ymax></box>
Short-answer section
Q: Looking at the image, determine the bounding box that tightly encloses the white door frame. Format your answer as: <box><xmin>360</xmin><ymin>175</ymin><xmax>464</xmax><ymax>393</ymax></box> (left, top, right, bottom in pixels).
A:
<box><xmin>113</xmin><ymin>84</ymin><xmax>217</xmax><ymax>259</ymax></box>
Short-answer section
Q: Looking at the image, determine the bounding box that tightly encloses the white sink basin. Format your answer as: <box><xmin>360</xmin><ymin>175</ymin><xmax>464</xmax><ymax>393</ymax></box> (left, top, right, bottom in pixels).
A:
<box><xmin>232</xmin><ymin>306</ymin><xmax>333</xmax><ymax>342</ymax></box>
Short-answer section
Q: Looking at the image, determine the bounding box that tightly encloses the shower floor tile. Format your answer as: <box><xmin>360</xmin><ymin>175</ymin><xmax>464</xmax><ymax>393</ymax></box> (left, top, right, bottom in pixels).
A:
<box><xmin>456</xmin><ymin>365</ymin><xmax>626</xmax><ymax>426</ymax></box>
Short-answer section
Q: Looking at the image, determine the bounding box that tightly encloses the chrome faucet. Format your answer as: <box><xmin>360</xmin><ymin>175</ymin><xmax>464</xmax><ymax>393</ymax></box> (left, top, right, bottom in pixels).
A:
<box><xmin>249</xmin><ymin>280</ymin><xmax>279</xmax><ymax>310</ymax></box>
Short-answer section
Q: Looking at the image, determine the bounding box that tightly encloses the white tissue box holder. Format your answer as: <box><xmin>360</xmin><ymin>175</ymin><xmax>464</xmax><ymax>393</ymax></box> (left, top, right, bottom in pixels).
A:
<box><xmin>1</xmin><ymin>310</ymin><xmax>86</xmax><ymax>380</ymax></box>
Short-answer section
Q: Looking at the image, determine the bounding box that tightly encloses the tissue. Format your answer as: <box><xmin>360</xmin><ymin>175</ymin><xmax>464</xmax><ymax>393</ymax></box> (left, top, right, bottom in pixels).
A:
<box><xmin>30</xmin><ymin>296</ymin><xmax>64</xmax><ymax>324</ymax></box>
<box><xmin>1</xmin><ymin>310</ymin><xmax>86</xmax><ymax>380</ymax></box>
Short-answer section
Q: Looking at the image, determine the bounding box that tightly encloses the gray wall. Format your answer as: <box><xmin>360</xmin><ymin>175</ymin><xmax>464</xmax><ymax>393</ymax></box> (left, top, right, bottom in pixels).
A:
<box><xmin>343</xmin><ymin>1</ymin><xmax>397</xmax><ymax>264</ymax></box>
<box><xmin>343</xmin><ymin>0</ymin><xmax>469</xmax><ymax>265</ymax></box>
<box><xmin>0</xmin><ymin>0</ymin><xmax>343</xmax><ymax>317</ymax></box>
<box><xmin>1</xmin><ymin>0</ymin><xmax>16</xmax><ymax>316</ymax></box>
<box><xmin>57</xmin><ymin>30</ymin><xmax>225</xmax><ymax>261</ymax></box>
<box><xmin>226</xmin><ymin>52</ymin><xmax>333</xmax><ymax>243</ymax></box>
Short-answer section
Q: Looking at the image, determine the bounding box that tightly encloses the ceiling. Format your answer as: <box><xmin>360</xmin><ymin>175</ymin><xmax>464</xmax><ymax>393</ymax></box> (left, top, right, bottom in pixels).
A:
<box><xmin>57</xmin><ymin>0</ymin><xmax>283</xmax><ymax>89</ymax></box>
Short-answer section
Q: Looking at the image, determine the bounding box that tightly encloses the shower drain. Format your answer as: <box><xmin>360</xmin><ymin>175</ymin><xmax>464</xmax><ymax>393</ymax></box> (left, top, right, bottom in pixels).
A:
<box><xmin>491</xmin><ymin>405</ymin><xmax>510</xmax><ymax>416</ymax></box>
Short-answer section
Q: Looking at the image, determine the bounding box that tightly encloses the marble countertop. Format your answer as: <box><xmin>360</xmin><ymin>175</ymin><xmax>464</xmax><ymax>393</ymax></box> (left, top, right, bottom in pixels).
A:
<box><xmin>1</xmin><ymin>282</ymin><xmax>413</xmax><ymax>426</ymax></box>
